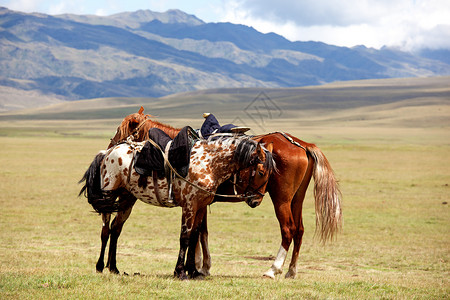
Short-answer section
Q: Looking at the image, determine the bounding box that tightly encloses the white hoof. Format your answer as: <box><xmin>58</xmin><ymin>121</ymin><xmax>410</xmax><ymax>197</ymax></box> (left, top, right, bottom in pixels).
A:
<box><xmin>263</xmin><ymin>271</ymin><xmax>275</xmax><ymax>279</ymax></box>
<box><xmin>263</xmin><ymin>268</ymin><xmax>281</xmax><ymax>279</ymax></box>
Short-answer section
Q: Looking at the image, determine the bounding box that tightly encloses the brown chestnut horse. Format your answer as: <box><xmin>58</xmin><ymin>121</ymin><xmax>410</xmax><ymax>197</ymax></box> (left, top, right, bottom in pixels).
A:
<box><xmin>105</xmin><ymin>107</ymin><xmax>342</xmax><ymax>279</ymax></box>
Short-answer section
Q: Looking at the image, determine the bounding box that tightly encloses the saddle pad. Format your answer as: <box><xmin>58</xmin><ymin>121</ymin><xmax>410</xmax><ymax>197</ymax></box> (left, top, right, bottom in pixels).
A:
<box><xmin>134</xmin><ymin>128</ymin><xmax>171</xmax><ymax>178</ymax></box>
<box><xmin>134</xmin><ymin>126</ymin><xmax>198</xmax><ymax>178</ymax></box>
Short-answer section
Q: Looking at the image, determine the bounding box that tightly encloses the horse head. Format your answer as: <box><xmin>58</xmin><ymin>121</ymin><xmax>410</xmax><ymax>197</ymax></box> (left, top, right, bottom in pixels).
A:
<box><xmin>108</xmin><ymin>106</ymin><xmax>152</xmax><ymax>148</ymax></box>
<box><xmin>233</xmin><ymin>140</ymin><xmax>275</xmax><ymax>208</ymax></box>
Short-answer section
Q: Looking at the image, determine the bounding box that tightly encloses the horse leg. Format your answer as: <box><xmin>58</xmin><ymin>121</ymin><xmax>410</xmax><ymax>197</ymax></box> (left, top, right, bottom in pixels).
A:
<box><xmin>186</xmin><ymin>207</ymin><xmax>208</xmax><ymax>278</ymax></box>
<box><xmin>285</xmin><ymin>190</ymin><xmax>305</xmax><ymax>279</ymax></box>
<box><xmin>106</xmin><ymin>204</ymin><xmax>134</xmax><ymax>274</ymax></box>
<box><xmin>195</xmin><ymin>238</ymin><xmax>202</xmax><ymax>271</ymax></box>
<box><xmin>263</xmin><ymin>178</ymin><xmax>297</xmax><ymax>279</ymax></box>
<box><xmin>195</xmin><ymin>212</ymin><xmax>211</xmax><ymax>276</ymax></box>
<box><xmin>285</xmin><ymin>154</ymin><xmax>313</xmax><ymax>279</ymax></box>
<box><xmin>96</xmin><ymin>213</ymin><xmax>111</xmax><ymax>272</ymax></box>
<box><xmin>174</xmin><ymin>204</ymin><xmax>203</xmax><ymax>280</ymax></box>
<box><xmin>263</xmin><ymin>200</ymin><xmax>296</xmax><ymax>278</ymax></box>
<box><xmin>174</xmin><ymin>209</ymin><xmax>192</xmax><ymax>280</ymax></box>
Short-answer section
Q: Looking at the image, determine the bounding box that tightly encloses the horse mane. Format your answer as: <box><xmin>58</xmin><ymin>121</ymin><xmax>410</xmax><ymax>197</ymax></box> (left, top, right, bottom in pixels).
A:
<box><xmin>140</xmin><ymin>119</ymin><xmax>181</xmax><ymax>140</ymax></box>
<box><xmin>202</xmin><ymin>136</ymin><xmax>276</xmax><ymax>173</ymax></box>
<box><xmin>235</xmin><ymin>137</ymin><xmax>276</xmax><ymax>173</ymax></box>
<box><xmin>113</xmin><ymin>108</ymin><xmax>275</xmax><ymax>172</ymax></box>
<box><xmin>114</xmin><ymin>110</ymin><xmax>182</xmax><ymax>143</ymax></box>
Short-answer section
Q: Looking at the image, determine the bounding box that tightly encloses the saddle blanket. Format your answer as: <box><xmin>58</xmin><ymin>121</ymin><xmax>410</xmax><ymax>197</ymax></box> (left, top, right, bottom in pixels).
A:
<box><xmin>134</xmin><ymin>126</ymin><xmax>198</xmax><ymax>179</ymax></box>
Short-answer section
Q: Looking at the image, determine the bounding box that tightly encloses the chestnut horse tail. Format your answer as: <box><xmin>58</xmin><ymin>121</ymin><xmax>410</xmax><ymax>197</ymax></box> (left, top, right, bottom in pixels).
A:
<box><xmin>306</xmin><ymin>145</ymin><xmax>342</xmax><ymax>243</ymax></box>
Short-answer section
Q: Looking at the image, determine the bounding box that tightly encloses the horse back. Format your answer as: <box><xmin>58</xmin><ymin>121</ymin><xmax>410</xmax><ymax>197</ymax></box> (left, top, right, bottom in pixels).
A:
<box><xmin>257</xmin><ymin>133</ymin><xmax>313</xmax><ymax>196</ymax></box>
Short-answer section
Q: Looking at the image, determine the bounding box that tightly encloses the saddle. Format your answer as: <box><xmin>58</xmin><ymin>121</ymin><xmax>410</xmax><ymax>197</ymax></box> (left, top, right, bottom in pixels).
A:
<box><xmin>134</xmin><ymin>126</ymin><xmax>198</xmax><ymax>179</ymax></box>
<box><xmin>200</xmin><ymin>113</ymin><xmax>249</xmax><ymax>137</ymax></box>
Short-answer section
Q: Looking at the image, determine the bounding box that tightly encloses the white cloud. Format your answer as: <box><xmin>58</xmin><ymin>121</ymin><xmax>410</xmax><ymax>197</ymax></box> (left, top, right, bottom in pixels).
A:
<box><xmin>2</xmin><ymin>0</ymin><xmax>449</xmax><ymax>50</ymax></box>
<box><xmin>221</xmin><ymin>0</ymin><xmax>450</xmax><ymax>50</ymax></box>
<box><xmin>4</xmin><ymin>0</ymin><xmax>43</xmax><ymax>12</ymax></box>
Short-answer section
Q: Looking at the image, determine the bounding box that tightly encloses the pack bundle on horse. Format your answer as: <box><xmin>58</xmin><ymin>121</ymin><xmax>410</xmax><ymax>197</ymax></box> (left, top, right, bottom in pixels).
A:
<box><xmin>107</xmin><ymin>107</ymin><xmax>342</xmax><ymax>279</ymax></box>
<box><xmin>80</xmin><ymin>131</ymin><xmax>275</xmax><ymax>279</ymax></box>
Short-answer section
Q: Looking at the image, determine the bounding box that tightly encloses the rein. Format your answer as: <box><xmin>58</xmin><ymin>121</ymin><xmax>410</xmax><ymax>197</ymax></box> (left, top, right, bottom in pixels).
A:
<box><xmin>230</xmin><ymin>163</ymin><xmax>270</xmax><ymax>199</ymax></box>
<box><xmin>136</xmin><ymin>137</ymin><xmax>262</xmax><ymax>200</ymax></box>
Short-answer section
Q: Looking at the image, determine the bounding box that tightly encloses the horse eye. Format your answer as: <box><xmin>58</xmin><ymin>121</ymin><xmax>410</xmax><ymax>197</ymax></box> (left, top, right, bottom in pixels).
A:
<box><xmin>258</xmin><ymin>170</ymin><xmax>264</xmax><ymax>176</ymax></box>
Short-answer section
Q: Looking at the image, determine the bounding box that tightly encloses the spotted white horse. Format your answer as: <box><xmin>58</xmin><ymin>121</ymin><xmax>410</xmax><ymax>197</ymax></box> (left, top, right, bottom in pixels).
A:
<box><xmin>80</xmin><ymin>135</ymin><xmax>275</xmax><ymax>279</ymax></box>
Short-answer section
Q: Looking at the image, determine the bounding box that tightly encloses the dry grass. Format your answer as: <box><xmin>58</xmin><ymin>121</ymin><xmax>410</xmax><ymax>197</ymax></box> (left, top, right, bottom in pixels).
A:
<box><xmin>0</xmin><ymin>121</ymin><xmax>448</xmax><ymax>299</ymax></box>
<box><xmin>0</xmin><ymin>77</ymin><xmax>449</xmax><ymax>298</ymax></box>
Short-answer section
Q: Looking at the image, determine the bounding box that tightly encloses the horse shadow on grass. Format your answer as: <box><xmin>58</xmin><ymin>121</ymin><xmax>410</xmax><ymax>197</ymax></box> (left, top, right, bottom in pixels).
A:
<box><xmin>115</xmin><ymin>255</ymin><xmax>277</xmax><ymax>280</ymax></box>
<box><xmin>118</xmin><ymin>272</ymin><xmax>266</xmax><ymax>280</ymax></box>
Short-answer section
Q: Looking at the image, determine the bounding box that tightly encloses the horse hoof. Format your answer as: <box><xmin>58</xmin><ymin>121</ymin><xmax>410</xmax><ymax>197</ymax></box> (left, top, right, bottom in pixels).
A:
<box><xmin>109</xmin><ymin>268</ymin><xmax>120</xmax><ymax>275</ymax></box>
<box><xmin>198</xmin><ymin>269</ymin><xmax>210</xmax><ymax>277</ymax></box>
<box><xmin>174</xmin><ymin>270</ymin><xmax>188</xmax><ymax>280</ymax></box>
<box><xmin>285</xmin><ymin>270</ymin><xmax>296</xmax><ymax>279</ymax></box>
<box><xmin>263</xmin><ymin>270</ymin><xmax>276</xmax><ymax>279</ymax></box>
<box><xmin>96</xmin><ymin>262</ymin><xmax>104</xmax><ymax>273</ymax></box>
<box><xmin>190</xmin><ymin>270</ymin><xmax>205</xmax><ymax>280</ymax></box>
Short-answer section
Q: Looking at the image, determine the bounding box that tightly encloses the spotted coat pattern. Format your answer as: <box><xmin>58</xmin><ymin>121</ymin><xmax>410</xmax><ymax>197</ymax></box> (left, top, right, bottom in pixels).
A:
<box><xmin>100</xmin><ymin>139</ymin><xmax>241</xmax><ymax>210</ymax></box>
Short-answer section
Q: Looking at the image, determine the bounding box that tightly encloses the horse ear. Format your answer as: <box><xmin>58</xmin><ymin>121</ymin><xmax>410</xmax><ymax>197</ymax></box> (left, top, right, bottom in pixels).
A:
<box><xmin>257</xmin><ymin>143</ymin><xmax>265</xmax><ymax>161</ymax></box>
<box><xmin>266</xmin><ymin>142</ymin><xmax>273</xmax><ymax>153</ymax></box>
<box><xmin>138</xmin><ymin>106</ymin><xmax>144</xmax><ymax>114</ymax></box>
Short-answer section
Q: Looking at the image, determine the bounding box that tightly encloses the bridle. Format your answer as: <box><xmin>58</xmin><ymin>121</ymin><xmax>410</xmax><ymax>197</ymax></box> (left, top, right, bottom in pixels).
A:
<box><xmin>229</xmin><ymin>157</ymin><xmax>272</xmax><ymax>205</ymax></box>
<box><xmin>109</xmin><ymin>117</ymin><xmax>150</xmax><ymax>148</ymax></box>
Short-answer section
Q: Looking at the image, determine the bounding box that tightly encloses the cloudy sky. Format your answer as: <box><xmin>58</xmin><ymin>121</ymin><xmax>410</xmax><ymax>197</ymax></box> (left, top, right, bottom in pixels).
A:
<box><xmin>2</xmin><ymin>0</ymin><xmax>450</xmax><ymax>51</ymax></box>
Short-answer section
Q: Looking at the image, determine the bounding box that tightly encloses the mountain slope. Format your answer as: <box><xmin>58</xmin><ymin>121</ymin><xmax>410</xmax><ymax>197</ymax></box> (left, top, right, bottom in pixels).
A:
<box><xmin>0</xmin><ymin>7</ymin><xmax>449</xmax><ymax>111</ymax></box>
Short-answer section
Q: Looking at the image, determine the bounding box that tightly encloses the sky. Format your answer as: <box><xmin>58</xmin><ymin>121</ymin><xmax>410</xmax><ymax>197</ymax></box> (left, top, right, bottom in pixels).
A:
<box><xmin>1</xmin><ymin>0</ymin><xmax>450</xmax><ymax>51</ymax></box>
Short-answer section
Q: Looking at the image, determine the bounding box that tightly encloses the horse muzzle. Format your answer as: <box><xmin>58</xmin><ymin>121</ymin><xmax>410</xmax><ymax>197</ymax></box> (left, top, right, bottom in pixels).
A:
<box><xmin>245</xmin><ymin>195</ymin><xmax>263</xmax><ymax>208</ymax></box>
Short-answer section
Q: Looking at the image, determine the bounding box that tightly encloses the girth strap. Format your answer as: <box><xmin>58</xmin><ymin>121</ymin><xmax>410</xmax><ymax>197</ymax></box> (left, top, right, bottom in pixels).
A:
<box><xmin>278</xmin><ymin>132</ymin><xmax>307</xmax><ymax>151</ymax></box>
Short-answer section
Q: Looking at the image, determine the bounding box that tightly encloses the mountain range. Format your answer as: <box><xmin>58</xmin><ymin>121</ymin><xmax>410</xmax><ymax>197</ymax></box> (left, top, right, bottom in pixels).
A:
<box><xmin>1</xmin><ymin>7</ymin><xmax>449</xmax><ymax>111</ymax></box>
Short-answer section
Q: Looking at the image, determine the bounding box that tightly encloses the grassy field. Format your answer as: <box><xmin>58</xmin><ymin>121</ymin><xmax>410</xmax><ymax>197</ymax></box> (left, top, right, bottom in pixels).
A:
<box><xmin>0</xmin><ymin>77</ymin><xmax>449</xmax><ymax>298</ymax></box>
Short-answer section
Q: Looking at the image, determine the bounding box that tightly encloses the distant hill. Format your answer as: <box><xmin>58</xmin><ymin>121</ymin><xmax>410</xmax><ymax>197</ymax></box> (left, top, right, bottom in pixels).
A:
<box><xmin>1</xmin><ymin>77</ymin><xmax>448</xmax><ymax>131</ymax></box>
<box><xmin>1</xmin><ymin>7</ymin><xmax>450</xmax><ymax>111</ymax></box>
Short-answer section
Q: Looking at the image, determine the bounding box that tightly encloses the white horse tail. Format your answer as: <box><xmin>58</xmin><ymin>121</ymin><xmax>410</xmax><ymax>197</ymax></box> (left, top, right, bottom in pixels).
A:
<box><xmin>306</xmin><ymin>145</ymin><xmax>343</xmax><ymax>243</ymax></box>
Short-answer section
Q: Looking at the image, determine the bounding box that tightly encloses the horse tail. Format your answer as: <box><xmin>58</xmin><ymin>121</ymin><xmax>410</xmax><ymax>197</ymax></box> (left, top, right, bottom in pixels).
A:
<box><xmin>78</xmin><ymin>151</ymin><xmax>108</xmax><ymax>212</ymax></box>
<box><xmin>306</xmin><ymin>145</ymin><xmax>342</xmax><ymax>243</ymax></box>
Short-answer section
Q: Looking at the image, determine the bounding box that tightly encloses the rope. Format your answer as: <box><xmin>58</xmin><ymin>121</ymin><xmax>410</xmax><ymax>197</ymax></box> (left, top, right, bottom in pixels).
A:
<box><xmin>136</xmin><ymin>137</ymin><xmax>259</xmax><ymax>199</ymax></box>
